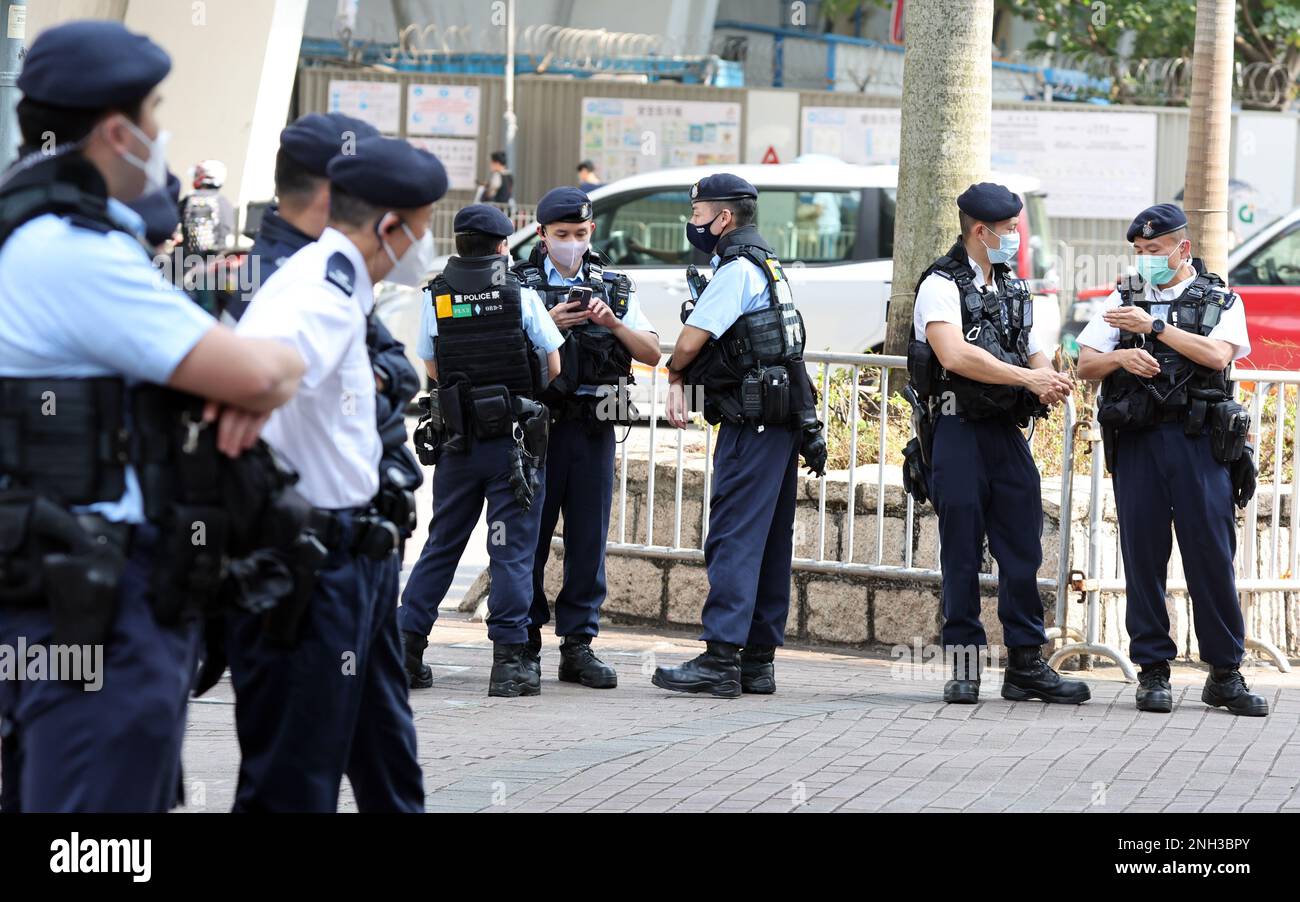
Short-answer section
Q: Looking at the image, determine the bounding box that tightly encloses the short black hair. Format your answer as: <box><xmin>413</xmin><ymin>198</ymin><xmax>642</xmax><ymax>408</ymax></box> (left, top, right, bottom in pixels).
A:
<box><xmin>455</xmin><ymin>232</ymin><xmax>503</xmax><ymax>257</ymax></box>
<box><xmin>718</xmin><ymin>196</ymin><xmax>757</xmax><ymax>228</ymax></box>
<box><xmin>328</xmin><ymin>185</ymin><xmax>385</xmax><ymax>230</ymax></box>
<box><xmin>274</xmin><ymin>148</ymin><xmax>325</xmax><ymax>201</ymax></box>
<box><xmin>577</xmin><ymin>160</ymin><xmax>595</xmax><ymax>172</ymax></box>
<box><xmin>959</xmin><ymin>211</ymin><xmax>977</xmax><ymax>237</ymax></box>
<box><xmin>490</xmin><ymin>151</ymin><xmax>507</xmax><ymax>166</ymax></box>
<box><xmin>16</xmin><ymin>96</ymin><xmax>144</xmax><ymax>154</ymax></box>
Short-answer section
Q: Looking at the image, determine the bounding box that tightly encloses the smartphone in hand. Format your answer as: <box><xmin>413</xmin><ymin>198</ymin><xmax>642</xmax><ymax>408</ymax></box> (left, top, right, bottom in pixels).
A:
<box><xmin>566</xmin><ymin>286</ymin><xmax>593</xmax><ymax>311</ymax></box>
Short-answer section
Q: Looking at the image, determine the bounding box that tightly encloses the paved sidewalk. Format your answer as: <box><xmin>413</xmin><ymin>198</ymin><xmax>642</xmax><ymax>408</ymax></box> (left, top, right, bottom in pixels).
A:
<box><xmin>181</xmin><ymin>614</ymin><xmax>1300</xmax><ymax>813</ymax></box>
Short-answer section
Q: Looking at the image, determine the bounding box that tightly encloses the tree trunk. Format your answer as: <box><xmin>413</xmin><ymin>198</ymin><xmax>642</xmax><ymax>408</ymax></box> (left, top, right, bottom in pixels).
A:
<box><xmin>884</xmin><ymin>0</ymin><xmax>995</xmax><ymax>357</ymax></box>
<box><xmin>1184</xmin><ymin>0</ymin><xmax>1235</xmax><ymax>276</ymax></box>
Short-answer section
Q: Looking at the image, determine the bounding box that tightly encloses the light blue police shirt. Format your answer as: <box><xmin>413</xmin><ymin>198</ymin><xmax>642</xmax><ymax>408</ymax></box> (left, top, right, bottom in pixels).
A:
<box><xmin>416</xmin><ymin>281</ymin><xmax>564</xmax><ymax>360</ymax></box>
<box><xmin>684</xmin><ymin>252</ymin><xmax>771</xmax><ymax>339</ymax></box>
<box><xmin>0</xmin><ymin>198</ymin><xmax>216</xmax><ymax>523</ymax></box>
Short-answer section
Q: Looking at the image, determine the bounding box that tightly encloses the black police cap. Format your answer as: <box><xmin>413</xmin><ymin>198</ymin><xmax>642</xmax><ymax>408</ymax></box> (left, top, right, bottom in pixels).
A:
<box><xmin>125</xmin><ymin>170</ymin><xmax>182</xmax><ymax>247</ymax></box>
<box><xmin>1126</xmin><ymin>203</ymin><xmax>1188</xmax><ymax>243</ymax></box>
<box><xmin>536</xmin><ymin>186</ymin><xmax>592</xmax><ymax>224</ymax></box>
<box><xmin>19</xmin><ymin>20</ymin><xmax>171</xmax><ymax>109</ymax></box>
<box><xmin>453</xmin><ymin>204</ymin><xmax>514</xmax><ymax>238</ymax></box>
<box><xmin>280</xmin><ymin>112</ymin><xmax>379</xmax><ymax>176</ymax></box>
<box><xmin>326</xmin><ymin>136</ymin><xmax>448</xmax><ymax>208</ymax></box>
<box><xmin>690</xmin><ymin>173</ymin><xmax>758</xmax><ymax>202</ymax></box>
<box><xmin>957</xmin><ymin>182</ymin><xmax>1022</xmax><ymax>222</ymax></box>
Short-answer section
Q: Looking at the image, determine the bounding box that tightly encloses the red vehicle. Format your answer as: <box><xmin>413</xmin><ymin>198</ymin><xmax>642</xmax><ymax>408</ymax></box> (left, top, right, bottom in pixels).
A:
<box><xmin>1060</xmin><ymin>207</ymin><xmax>1300</xmax><ymax>371</ymax></box>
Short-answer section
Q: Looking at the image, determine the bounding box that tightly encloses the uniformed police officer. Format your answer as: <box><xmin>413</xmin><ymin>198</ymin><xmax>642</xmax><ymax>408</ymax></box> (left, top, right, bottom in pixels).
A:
<box><xmin>0</xmin><ymin>20</ymin><xmax>304</xmax><ymax>812</ymax></box>
<box><xmin>652</xmin><ymin>174</ymin><xmax>826</xmax><ymax>698</ymax></box>
<box><xmin>908</xmin><ymin>182</ymin><xmax>1089</xmax><ymax>705</ymax></box>
<box><xmin>515</xmin><ymin>187</ymin><xmax>660</xmax><ymax>688</ymax></box>
<box><xmin>399</xmin><ymin>204</ymin><xmax>564</xmax><ymax>697</ymax></box>
<box><xmin>1075</xmin><ymin>203</ymin><xmax>1267</xmax><ymax>716</ymax></box>
<box><xmin>229</xmin><ymin>135</ymin><xmax>445</xmax><ymax>811</ymax></box>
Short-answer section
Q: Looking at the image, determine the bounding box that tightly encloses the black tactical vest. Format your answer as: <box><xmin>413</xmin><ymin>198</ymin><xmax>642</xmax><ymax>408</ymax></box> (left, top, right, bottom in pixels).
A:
<box><xmin>431</xmin><ymin>254</ymin><xmax>539</xmax><ymax>398</ymax></box>
<box><xmin>513</xmin><ymin>245</ymin><xmax>633</xmax><ymax>393</ymax></box>
<box><xmin>1097</xmin><ymin>261</ymin><xmax>1234</xmax><ymax>432</ymax></box>
<box><xmin>910</xmin><ymin>240</ymin><xmax>1040</xmax><ymax>423</ymax></box>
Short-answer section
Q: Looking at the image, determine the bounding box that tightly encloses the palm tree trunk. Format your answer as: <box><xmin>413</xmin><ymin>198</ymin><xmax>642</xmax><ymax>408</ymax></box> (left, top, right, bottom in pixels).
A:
<box><xmin>1184</xmin><ymin>0</ymin><xmax>1235</xmax><ymax>276</ymax></box>
<box><xmin>884</xmin><ymin>0</ymin><xmax>995</xmax><ymax>356</ymax></box>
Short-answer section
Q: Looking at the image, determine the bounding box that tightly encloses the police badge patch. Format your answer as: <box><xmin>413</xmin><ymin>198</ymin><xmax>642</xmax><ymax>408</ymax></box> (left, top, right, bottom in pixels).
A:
<box><xmin>579</xmin><ymin>201</ymin><xmax>591</xmax><ymax>219</ymax></box>
<box><xmin>690</xmin><ymin>183</ymin><xmax>699</xmax><ymax>200</ymax></box>
<box><xmin>1141</xmin><ymin>220</ymin><xmax>1155</xmax><ymax>239</ymax></box>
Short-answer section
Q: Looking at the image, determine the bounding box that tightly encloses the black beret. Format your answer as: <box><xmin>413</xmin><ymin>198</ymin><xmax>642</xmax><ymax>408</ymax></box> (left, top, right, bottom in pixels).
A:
<box><xmin>1126</xmin><ymin>203</ymin><xmax>1188</xmax><ymax>243</ymax></box>
<box><xmin>279</xmin><ymin>112</ymin><xmax>379</xmax><ymax>176</ymax></box>
<box><xmin>690</xmin><ymin>173</ymin><xmax>758</xmax><ymax>202</ymax></box>
<box><xmin>19</xmin><ymin>20</ymin><xmax>170</xmax><ymax>109</ymax></box>
<box><xmin>326</xmin><ymin>135</ymin><xmax>448</xmax><ymax>208</ymax></box>
<box><xmin>453</xmin><ymin>204</ymin><xmax>514</xmax><ymax>238</ymax></box>
<box><xmin>125</xmin><ymin>170</ymin><xmax>182</xmax><ymax>246</ymax></box>
<box><xmin>536</xmin><ymin>186</ymin><xmax>592</xmax><ymax>224</ymax></box>
<box><xmin>956</xmin><ymin>182</ymin><xmax>1022</xmax><ymax>222</ymax></box>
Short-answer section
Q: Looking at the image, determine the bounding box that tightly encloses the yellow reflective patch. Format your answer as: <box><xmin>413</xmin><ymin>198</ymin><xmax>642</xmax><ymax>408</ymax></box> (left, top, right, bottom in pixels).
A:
<box><xmin>765</xmin><ymin>258</ymin><xmax>783</xmax><ymax>281</ymax></box>
<box><xmin>435</xmin><ymin>293</ymin><xmax>453</xmax><ymax>318</ymax></box>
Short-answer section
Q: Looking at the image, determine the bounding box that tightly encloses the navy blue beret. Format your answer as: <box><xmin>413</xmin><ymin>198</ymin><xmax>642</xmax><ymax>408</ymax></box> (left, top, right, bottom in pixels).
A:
<box><xmin>19</xmin><ymin>20</ymin><xmax>170</xmax><ymax>109</ymax></box>
<box><xmin>453</xmin><ymin>204</ymin><xmax>514</xmax><ymax>238</ymax></box>
<box><xmin>690</xmin><ymin>173</ymin><xmax>758</xmax><ymax>202</ymax></box>
<box><xmin>957</xmin><ymin>182</ymin><xmax>1022</xmax><ymax>222</ymax></box>
<box><xmin>536</xmin><ymin>186</ymin><xmax>592</xmax><ymax>224</ymax></box>
<box><xmin>326</xmin><ymin>136</ymin><xmax>448</xmax><ymax>208</ymax></box>
<box><xmin>280</xmin><ymin>112</ymin><xmax>379</xmax><ymax>176</ymax></box>
<box><xmin>1126</xmin><ymin>203</ymin><xmax>1187</xmax><ymax>242</ymax></box>
<box><xmin>125</xmin><ymin>170</ymin><xmax>181</xmax><ymax>246</ymax></box>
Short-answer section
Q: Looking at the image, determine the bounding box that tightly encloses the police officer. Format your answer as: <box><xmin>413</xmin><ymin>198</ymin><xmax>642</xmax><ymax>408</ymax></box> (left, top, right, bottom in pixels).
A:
<box><xmin>1076</xmin><ymin>203</ymin><xmax>1267</xmax><ymax>716</ymax></box>
<box><xmin>399</xmin><ymin>204</ymin><xmax>564</xmax><ymax>696</ymax></box>
<box><xmin>514</xmin><ymin>187</ymin><xmax>660</xmax><ymax>688</ymax></box>
<box><xmin>0</xmin><ymin>20</ymin><xmax>304</xmax><ymax>812</ymax></box>
<box><xmin>652</xmin><ymin>174</ymin><xmax>826</xmax><ymax>698</ymax></box>
<box><xmin>229</xmin><ymin>135</ymin><xmax>446</xmax><ymax>811</ymax></box>
<box><xmin>908</xmin><ymin>182</ymin><xmax>1088</xmax><ymax>705</ymax></box>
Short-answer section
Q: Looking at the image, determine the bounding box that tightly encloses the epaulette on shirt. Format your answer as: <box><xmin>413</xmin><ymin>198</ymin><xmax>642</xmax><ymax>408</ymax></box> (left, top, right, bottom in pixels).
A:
<box><xmin>65</xmin><ymin>213</ymin><xmax>115</xmax><ymax>235</ymax></box>
<box><xmin>324</xmin><ymin>252</ymin><xmax>356</xmax><ymax>297</ymax></box>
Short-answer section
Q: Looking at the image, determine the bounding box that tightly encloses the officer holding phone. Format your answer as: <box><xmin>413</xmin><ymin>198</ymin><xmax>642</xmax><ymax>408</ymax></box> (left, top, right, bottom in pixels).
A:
<box><xmin>513</xmin><ymin>187</ymin><xmax>660</xmax><ymax>689</ymax></box>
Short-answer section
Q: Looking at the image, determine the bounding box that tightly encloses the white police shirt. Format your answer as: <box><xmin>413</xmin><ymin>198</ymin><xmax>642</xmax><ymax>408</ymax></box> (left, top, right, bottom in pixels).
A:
<box><xmin>236</xmin><ymin>227</ymin><xmax>380</xmax><ymax>509</ymax></box>
<box><xmin>913</xmin><ymin>258</ymin><xmax>1043</xmax><ymax>356</ymax></box>
<box><xmin>0</xmin><ymin>197</ymin><xmax>215</xmax><ymax>523</ymax></box>
<box><xmin>1076</xmin><ymin>271</ymin><xmax>1251</xmax><ymax>360</ymax></box>
<box><xmin>684</xmin><ymin>252</ymin><xmax>771</xmax><ymax>338</ymax></box>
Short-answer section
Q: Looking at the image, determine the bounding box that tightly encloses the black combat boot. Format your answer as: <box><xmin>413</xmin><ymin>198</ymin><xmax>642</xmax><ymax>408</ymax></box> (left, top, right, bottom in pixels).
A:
<box><xmin>558</xmin><ymin>635</ymin><xmax>618</xmax><ymax>689</ymax></box>
<box><xmin>1001</xmin><ymin>645</ymin><xmax>1091</xmax><ymax>704</ymax></box>
<box><xmin>739</xmin><ymin>645</ymin><xmax>776</xmax><ymax>694</ymax></box>
<box><xmin>1135</xmin><ymin>661</ymin><xmax>1173</xmax><ymax>713</ymax></box>
<box><xmin>1202</xmin><ymin>666</ymin><xmax>1269</xmax><ymax>716</ymax></box>
<box><xmin>943</xmin><ymin>650</ymin><xmax>981</xmax><ymax>704</ymax></box>
<box><xmin>489</xmin><ymin>642</ymin><xmax>541</xmax><ymax>697</ymax></box>
<box><xmin>400</xmin><ymin>630</ymin><xmax>433</xmax><ymax>690</ymax></box>
<box><xmin>651</xmin><ymin>641</ymin><xmax>742</xmax><ymax>698</ymax></box>
<box><xmin>525</xmin><ymin>626</ymin><xmax>543</xmax><ymax>679</ymax></box>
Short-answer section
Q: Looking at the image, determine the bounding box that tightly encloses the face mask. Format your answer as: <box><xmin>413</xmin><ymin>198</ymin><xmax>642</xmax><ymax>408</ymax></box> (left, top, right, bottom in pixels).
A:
<box><xmin>1135</xmin><ymin>246</ymin><xmax>1182</xmax><ymax>286</ymax></box>
<box><xmin>685</xmin><ymin>212</ymin><xmax>725</xmax><ymax>255</ymax></box>
<box><xmin>382</xmin><ymin>221</ymin><xmax>434</xmax><ymax>287</ymax></box>
<box><xmin>979</xmin><ymin>227</ymin><xmax>1020</xmax><ymax>265</ymax></box>
<box><xmin>117</xmin><ymin>116</ymin><xmax>170</xmax><ymax>194</ymax></box>
<box><xmin>546</xmin><ymin>237</ymin><xmax>589</xmax><ymax>271</ymax></box>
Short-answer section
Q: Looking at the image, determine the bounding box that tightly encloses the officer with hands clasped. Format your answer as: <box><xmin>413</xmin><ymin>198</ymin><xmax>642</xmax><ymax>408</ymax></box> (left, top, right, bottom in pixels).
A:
<box><xmin>1075</xmin><ymin>203</ymin><xmax>1267</xmax><ymax>717</ymax></box>
<box><xmin>0</xmin><ymin>20</ymin><xmax>304</xmax><ymax>812</ymax></box>
<box><xmin>905</xmin><ymin>182</ymin><xmax>1089</xmax><ymax>706</ymax></box>
<box><xmin>400</xmin><ymin>204</ymin><xmax>564</xmax><ymax>697</ymax></box>
<box><xmin>229</xmin><ymin>135</ymin><xmax>446</xmax><ymax>811</ymax></box>
<box><xmin>514</xmin><ymin>187</ymin><xmax>661</xmax><ymax>689</ymax></box>
<box><xmin>652</xmin><ymin>173</ymin><xmax>827</xmax><ymax>699</ymax></box>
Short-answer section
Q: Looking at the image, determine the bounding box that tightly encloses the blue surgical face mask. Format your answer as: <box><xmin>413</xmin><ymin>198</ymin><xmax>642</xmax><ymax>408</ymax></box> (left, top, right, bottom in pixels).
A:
<box><xmin>1135</xmin><ymin>244</ymin><xmax>1183</xmax><ymax>286</ymax></box>
<box><xmin>979</xmin><ymin>227</ymin><xmax>1020</xmax><ymax>265</ymax></box>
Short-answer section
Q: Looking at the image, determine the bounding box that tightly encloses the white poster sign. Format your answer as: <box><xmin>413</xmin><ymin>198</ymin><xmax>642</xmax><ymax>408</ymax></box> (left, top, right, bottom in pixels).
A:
<box><xmin>408</xmin><ymin>137</ymin><xmax>478</xmax><ymax>192</ymax></box>
<box><xmin>581</xmin><ymin>97</ymin><xmax>741</xmax><ymax>182</ymax></box>
<box><xmin>407</xmin><ymin>84</ymin><xmax>481</xmax><ymax>138</ymax></box>
<box><xmin>327</xmin><ymin>79</ymin><xmax>401</xmax><ymax>134</ymax></box>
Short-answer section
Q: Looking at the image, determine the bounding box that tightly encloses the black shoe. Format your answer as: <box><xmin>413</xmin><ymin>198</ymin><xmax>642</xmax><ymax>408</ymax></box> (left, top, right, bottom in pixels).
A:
<box><xmin>651</xmin><ymin>642</ymin><xmax>742</xmax><ymax>698</ymax></box>
<box><xmin>1001</xmin><ymin>645</ymin><xmax>1091</xmax><ymax>704</ymax></box>
<box><xmin>1136</xmin><ymin>661</ymin><xmax>1173</xmax><ymax>713</ymax></box>
<box><xmin>558</xmin><ymin>636</ymin><xmax>618</xmax><ymax>688</ymax></box>
<box><xmin>525</xmin><ymin>626</ymin><xmax>542</xmax><ymax>679</ymax></box>
<box><xmin>739</xmin><ymin>645</ymin><xmax>776</xmax><ymax>694</ymax></box>
<box><xmin>489</xmin><ymin>642</ymin><xmax>541</xmax><ymax>697</ymax></box>
<box><xmin>943</xmin><ymin>651</ymin><xmax>981</xmax><ymax>704</ymax></box>
<box><xmin>400</xmin><ymin>630</ymin><xmax>434</xmax><ymax>690</ymax></box>
<box><xmin>1202</xmin><ymin>666</ymin><xmax>1269</xmax><ymax>716</ymax></box>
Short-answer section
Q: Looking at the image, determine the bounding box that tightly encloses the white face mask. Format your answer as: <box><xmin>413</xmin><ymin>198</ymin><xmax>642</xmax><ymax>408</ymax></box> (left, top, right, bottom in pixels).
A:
<box><xmin>116</xmin><ymin>116</ymin><xmax>170</xmax><ymax>195</ymax></box>
<box><xmin>546</xmin><ymin>237</ymin><xmax>589</xmax><ymax>271</ymax></box>
<box><xmin>382</xmin><ymin>220</ymin><xmax>434</xmax><ymax>287</ymax></box>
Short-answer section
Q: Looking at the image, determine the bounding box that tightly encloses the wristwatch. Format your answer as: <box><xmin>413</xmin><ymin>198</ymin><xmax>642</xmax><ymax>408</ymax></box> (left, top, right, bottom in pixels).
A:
<box><xmin>1151</xmin><ymin>318</ymin><xmax>1166</xmax><ymax>336</ymax></box>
